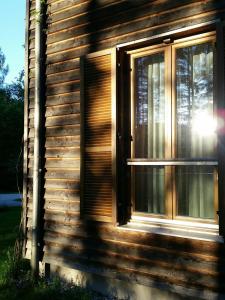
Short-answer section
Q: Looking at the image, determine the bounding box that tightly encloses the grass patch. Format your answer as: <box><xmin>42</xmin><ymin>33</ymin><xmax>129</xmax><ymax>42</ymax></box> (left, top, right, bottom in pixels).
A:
<box><xmin>0</xmin><ymin>206</ymin><xmax>21</xmax><ymax>270</ymax></box>
<box><xmin>0</xmin><ymin>207</ymin><xmax>108</xmax><ymax>300</ymax></box>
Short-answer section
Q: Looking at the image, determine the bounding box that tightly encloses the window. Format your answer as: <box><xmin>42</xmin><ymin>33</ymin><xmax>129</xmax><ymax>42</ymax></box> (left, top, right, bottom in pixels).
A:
<box><xmin>127</xmin><ymin>32</ymin><xmax>218</xmax><ymax>224</ymax></box>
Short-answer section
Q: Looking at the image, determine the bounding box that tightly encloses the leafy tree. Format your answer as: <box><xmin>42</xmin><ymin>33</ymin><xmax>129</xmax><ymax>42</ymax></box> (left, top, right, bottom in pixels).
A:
<box><xmin>0</xmin><ymin>48</ymin><xmax>9</xmax><ymax>87</ymax></box>
<box><xmin>7</xmin><ymin>70</ymin><xmax>24</xmax><ymax>101</ymax></box>
<box><xmin>0</xmin><ymin>49</ymin><xmax>24</xmax><ymax>192</ymax></box>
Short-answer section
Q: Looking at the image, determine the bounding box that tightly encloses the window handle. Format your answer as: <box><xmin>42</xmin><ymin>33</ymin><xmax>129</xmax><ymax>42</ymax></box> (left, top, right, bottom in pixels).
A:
<box><xmin>117</xmin><ymin>132</ymin><xmax>122</xmax><ymax>140</ymax></box>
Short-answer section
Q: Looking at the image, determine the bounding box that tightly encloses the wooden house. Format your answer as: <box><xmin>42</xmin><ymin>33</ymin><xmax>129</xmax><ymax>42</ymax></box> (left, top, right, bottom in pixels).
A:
<box><xmin>23</xmin><ymin>0</ymin><xmax>225</xmax><ymax>298</ymax></box>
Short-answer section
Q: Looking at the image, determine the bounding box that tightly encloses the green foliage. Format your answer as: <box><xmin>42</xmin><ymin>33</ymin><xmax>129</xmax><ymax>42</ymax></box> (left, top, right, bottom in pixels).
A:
<box><xmin>0</xmin><ymin>207</ymin><xmax>108</xmax><ymax>300</ymax></box>
<box><xmin>0</xmin><ymin>207</ymin><xmax>21</xmax><ymax>259</ymax></box>
<box><xmin>0</xmin><ymin>48</ymin><xmax>8</xmax><ymax>87</ymax></box>
<box><xmin>0</xmin><ymin>49</ymin><xmax>24</xmax><ymax>192</ymax></box>
<box><xmin>0</xmin><ymin>248</ymin><xmax>30</xmax><ymax>287</ymax></box>
<box><xmin>7</xmin><ymin>70</ymin><xmax>24</xmax><ymax>102</ymax></box>
<box><xmin>0</xmin><ymin>244</ymin><xmax>92</xmax><ymax>300</ymax></box>
<box><xmin>0</xmin><ymin>207</ymin><xmax>22</xmax><ymax>283</ymax></box>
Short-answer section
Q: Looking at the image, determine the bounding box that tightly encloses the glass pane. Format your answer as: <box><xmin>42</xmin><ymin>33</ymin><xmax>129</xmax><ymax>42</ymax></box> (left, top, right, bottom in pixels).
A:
<box><xmin>176</xmin><ymin>42</ymin><xmax>216</xmax><ymax>158</ymax></box>
<box><xmin>134</xmin><ymin>166</ymin><xmax>165</xmax><ymax>214</ymax></box>
<box><xmin>176</xmin><ymin>166</ymin><xmax>215</xmax><ymax>219</ymax></box>
<box><xmin>134</xmin><ymin>52</ymin><xmax>165</xmax><ymax>158</ymax></box>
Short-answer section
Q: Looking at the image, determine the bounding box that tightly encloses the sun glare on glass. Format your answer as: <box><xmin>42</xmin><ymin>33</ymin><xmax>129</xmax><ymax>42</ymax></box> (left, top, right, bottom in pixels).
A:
<box><xmin>192</xmin><ymin>111</ymin><xmax>217</xmax><ymax>137</ymax></box>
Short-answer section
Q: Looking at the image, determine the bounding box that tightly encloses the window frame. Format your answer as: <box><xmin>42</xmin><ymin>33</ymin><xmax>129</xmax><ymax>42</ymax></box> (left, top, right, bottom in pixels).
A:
<box><xmin>127</xmin><ymin>31</ymin><xmax>218</xmax><ymax>225</ymax></box>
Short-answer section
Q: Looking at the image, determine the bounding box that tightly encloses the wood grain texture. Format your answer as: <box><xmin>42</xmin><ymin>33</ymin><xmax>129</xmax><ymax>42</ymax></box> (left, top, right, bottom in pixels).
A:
<box><xmin>24</xmin><ymin>0</ymin><xmax>225</xmax><ymax>294</ymax></box>
<box><xmin>82</xmin><ymin>52</ymin><xmax>113</xmax><ymax>222</ymax></box>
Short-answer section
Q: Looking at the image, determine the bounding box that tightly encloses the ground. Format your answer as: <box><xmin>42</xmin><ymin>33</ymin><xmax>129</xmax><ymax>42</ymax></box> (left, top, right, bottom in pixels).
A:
<box><xmin>0</xmin><ymin>204</ymin><xmax>119</xmax><ymax>300</ymax></box>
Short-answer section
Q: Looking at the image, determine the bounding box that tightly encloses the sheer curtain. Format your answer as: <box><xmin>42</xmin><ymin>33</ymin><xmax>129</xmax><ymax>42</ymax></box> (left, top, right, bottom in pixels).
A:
<box><xmin>134</xmin><ymin>53</ymin><xmax>165</xmax><ymax>214</ymax></box>
<box><xmin>176</xmin><ymin>42</ymin><xmax>215</xmax><ymax>219</ymax></box>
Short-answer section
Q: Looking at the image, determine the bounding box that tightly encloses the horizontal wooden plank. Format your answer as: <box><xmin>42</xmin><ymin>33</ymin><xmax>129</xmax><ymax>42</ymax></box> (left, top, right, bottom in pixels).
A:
<box><xmin>45</xmin><ymin>147</ymin><xmax>80</xmax><ymax>158</ymax></box>
<box><xmin>35</xmin><ymin>12</ymin><xmax>221</xmax><ymax>65</ymax></box>
<box><xmin>29</xmin><ymin>108</ymin><xmax>34</xmax><ymax>118</ymax></box>
<box><xmin>46</xmin><ymin>0</ymin><xmax>214</xmax><ymax>45</ymax></box>
<box><xmin>28</xmin><ymin>157</ymin><xmax>80</xmax><ymax>168</ymax></box>
<box><xmin>44</xmin><ymin>210</ymin><xmax>80</xmax><ymax>224</ymax></box>
<box><xmin>45</xmin><ymin>136</ymin><xmax>80</xmax><ymax>147</ymax></box>
<box><xmin>42</xmin><ymin>244</ymin><xmax>222</xmax><ymax>292</ymax></box>
<box><xmin>30</xmin><ymin>78</ymin><xmax>35</xmax><ymax>88</ymax></box>
<box><xmin>45</xmin><ymin>179</ymin><xmax>80</xmax><ymax>190</ymax></box>
<box><xmin>29</xmin><ymin>87</ymin><xmax>34</xmax><ymax>98</ymax></box>
<box><xmin>45</xmin><ymin>4</ymin><xmax>224</xmax><ymax>55</ymax></box>
<box><xmin>29</xmin><ymin>58</ymin><xmax>35</xmax><ymax>69</ymax></box>
<box><xmin>45</xmin><ymin>189</ymin><xmax>80</xmax><ymax>200</ymax></box>
<box><xmin>28</xmin><ymin>188</ymin><xmax>80</xmax><ymax>200</ymax></box>
<box><xmin>27</xmin><ymin>178</ymin><xmax>80</xmax><ymax>190</ymax></box>
<box><xmin>44</xmin><ymin>200</ymin><xmax>80</xmax><ymax>212</ymax></box>
<box><xmin>44</xmin><ymin>168</ymin><xmax>80</xmax><ymax>180</ymax></box>
<box><xmin>42</xmin><ymin>223</ymin><xmax>223</xmax><ymax>264</ymax></box>
<box><xmin>47</xmin><ymin>0</ymin><xmax>125</xmax><ymax>24</ymax></box>
<box><xmin>45</xmin><ymin>47</ymin><xmax>87</xmax><ymax>65</ymax></box>
<box><xmin>47</xmin><ymin>0</ymin><xmax>142</xmax><ymax>35</ymax></box>
<box><xmin>28</xmin><ymin>128</ymin><xmax>34</xmax><ymax>138</ymax></box>
<box><xmin>45</xmin><ymin>114</ymin><xmax>80</xmax><ymax>126</ymax></box>
<box><xmin>46</xmin><ymin>69</ymin><xmax>80</xmax><ymax>85</ymax></box>
<box><xmin>46</xmin><ymin>92</ymin><xmax>80</xmax><ymax>106</ymax></box>
<box><xmin>46</xmin><ymin>124</ymin><xmax>80</xmax><ymax>137</ymax></box>
<box><xmin>46</xmin><ymin>59</ymin><xmax>80</xmax><ymax>75</ymax></box>
<box><xmin>42</xmin><ymin>235</ymin><xmax>223</xmax><ymax>279</ymax></box>
<box><xmin>45</xmin><ymin>158</ymin><xmax>80</xmax><ymax>168</ymax></box>
<box><xmin>46</xmin><ymin>81</ymin><xmax>80</xmax><ymax>96</ymax></box>
<box><xmin>45</xmin><ymin>103</ymin><xmax>80</xmax><ymax>117</ymax></box>
<box><xmin>28</xmin><ymin>117</ymin><xmax>34</xmax><ymax>129</ymax></box>
<box><xmin>42</xmin><ymin>221</ymin><xmax>225</xmax><ymax>258</ymax></box>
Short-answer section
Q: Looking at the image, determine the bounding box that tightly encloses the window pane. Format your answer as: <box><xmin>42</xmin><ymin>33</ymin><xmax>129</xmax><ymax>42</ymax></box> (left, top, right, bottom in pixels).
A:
<box><xmin>134</xmin><ymin>166</ymin><xmax>165</xmax><ymax>214</ymax></box>
<box><xmin>176</xmin><ymin>166</ymin><xmax>215</xmax><ymax>219</ymax></box>
<box><xmin>176</xmin><ymin>42</ymin><xmax>216</xmax><ymax>158</ymax></box>
<box><xmin>134</xmin><ymin>52</ymin><xmax>165</xmax><ymax>158</ymax></box>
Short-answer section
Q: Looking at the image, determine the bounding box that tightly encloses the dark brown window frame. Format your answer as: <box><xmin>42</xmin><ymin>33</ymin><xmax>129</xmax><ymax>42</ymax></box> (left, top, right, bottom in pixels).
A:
<box><xmin>117</xmin><ymin>24</ymin><xmax>225</xmax><ymax>236</ymax></box>
<box><xmin>128</xmin><ymin>32</ymin><xmax>218</xmax><ymax>225</ymax></box>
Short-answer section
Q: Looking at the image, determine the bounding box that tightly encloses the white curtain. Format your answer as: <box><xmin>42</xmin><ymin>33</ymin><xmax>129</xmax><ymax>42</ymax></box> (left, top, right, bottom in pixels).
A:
<box><xmin>134</xmin><ymin>53</ymin><xmax>165</xmax><ymax>214</ymax></box>
<box><xmin>147</xmin><ymin>56</ymin><xmax>165</xmax><ymax>214</ymax></box>
<box><xmin>176</xmin><ymin>42</ymin><xmax>215</xmax><ymax>219</ymax></box>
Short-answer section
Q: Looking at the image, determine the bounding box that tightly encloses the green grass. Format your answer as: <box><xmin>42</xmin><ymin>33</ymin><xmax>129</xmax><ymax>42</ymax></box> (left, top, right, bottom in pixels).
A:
<box><xmin>0</xmin><ymin>207</ymin><xmax>102</xmax><ymax>300</ymax></box>
<box><xmin>0</xmin><ymin>207</ymin><xmax>21</xmax><ymax>269</ymax></box>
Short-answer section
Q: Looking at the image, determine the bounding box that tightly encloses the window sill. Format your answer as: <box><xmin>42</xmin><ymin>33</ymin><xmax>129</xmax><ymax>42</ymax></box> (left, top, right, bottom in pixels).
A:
<box><xmin>119</xmin><ymin>216</ymin><xmax>224</xmax><ymax>243</ymax></box>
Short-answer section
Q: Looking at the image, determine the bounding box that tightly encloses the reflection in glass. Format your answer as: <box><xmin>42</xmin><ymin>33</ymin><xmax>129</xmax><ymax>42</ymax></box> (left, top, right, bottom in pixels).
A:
<box><xmin>176</xmin><ymin>42</ymin><xmax>216</xmax><ymax>158</ymax></box>
<box><xmin>134</xmin><ymin>52</ymin><xmax>165</xmax><ymax>158</ymax></box>
<box><xmin>176</xmin><ymin>166</ymin><xmax>215</xmax><ymax>219</ymax></box>
<box><xmin>134</xmin><ymin>166</ymin><xmax>165</xmax><ymax>214</ymax></box>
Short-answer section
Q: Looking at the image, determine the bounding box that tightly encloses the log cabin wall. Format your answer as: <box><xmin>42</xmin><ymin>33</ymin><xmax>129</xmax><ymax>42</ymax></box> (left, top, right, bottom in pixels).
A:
<box><xmin>24</xmin><ymin>0</ymin><xmax>225</xmax><ymax>297</ymax></box>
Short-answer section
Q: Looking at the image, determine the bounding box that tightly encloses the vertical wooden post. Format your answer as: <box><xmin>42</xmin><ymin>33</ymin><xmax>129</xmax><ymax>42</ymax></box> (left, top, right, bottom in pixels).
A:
<box><xmin>22</xmin><ymin>0</ymin><xmax>30</xmax><ymax>258</ymax></box>
<box><xmin>31</xmin><ymin>0</ymin><xmax>46</xmax><ymax>276</ymax></box>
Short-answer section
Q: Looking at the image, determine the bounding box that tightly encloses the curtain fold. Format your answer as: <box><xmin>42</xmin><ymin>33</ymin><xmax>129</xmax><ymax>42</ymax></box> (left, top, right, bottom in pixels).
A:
<box><xmin>176</xmin><ymin>42</ymin><xmax>215</xmax><ymax>219</ymax></box>
<box><xmin>134</xmin><ymin>52</ymin><xmax>165</xmax><ymax>214</ymax></box>
<box><xmin>133</xmin><ymin>41</ymin><xmax>215</xmax><ymax>220</ymax></box>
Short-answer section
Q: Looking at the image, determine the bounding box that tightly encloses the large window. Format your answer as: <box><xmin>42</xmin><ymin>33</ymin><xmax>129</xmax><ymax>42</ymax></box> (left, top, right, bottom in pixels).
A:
<box><xmin>128</xmin><ymin>33</ymin><xmax>218</xmax><ymax>223</ymax></box>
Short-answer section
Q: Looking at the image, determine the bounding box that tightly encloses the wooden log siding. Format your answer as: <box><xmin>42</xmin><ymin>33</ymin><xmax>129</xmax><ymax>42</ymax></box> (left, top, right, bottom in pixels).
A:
<box><xmin>24</xmin><ymin>0</ymin><xmax>225</xmax><ymax>295</ymax></box>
